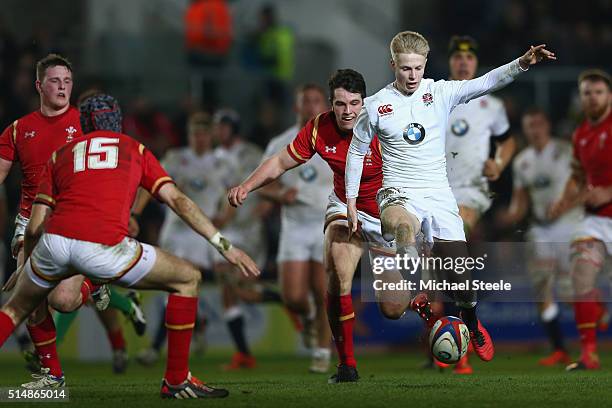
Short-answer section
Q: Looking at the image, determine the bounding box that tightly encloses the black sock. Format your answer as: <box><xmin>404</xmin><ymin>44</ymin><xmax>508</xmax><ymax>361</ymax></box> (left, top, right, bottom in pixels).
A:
<box><xmin>459</xmin><ymin>305</ymin><xmax>478</xmax><ymax>332</ymax></box>
<box><xmin>227</xmin><ymin>316</ymin><xmax>250</xmax><ymax>355</ymax></box>
<box><xmin>542</xmin><ymin>316</ymin><xmax>565</xmax><ymax>351</ymax></box>
<box><xmin>16</xmin><ymin>333</ymin><xmax>32</xmax><ymax>351</ymax></box>
<box><xmin>261</xmin><ymin>287</ymin><xmax>282</xmax><ymax>303</ymax></box>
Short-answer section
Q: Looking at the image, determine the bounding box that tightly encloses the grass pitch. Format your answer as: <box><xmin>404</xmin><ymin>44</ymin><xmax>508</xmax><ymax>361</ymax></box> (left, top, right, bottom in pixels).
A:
<box><xmin>1</xmin><ymin>351</ymin><xmax>611</xmax><ymax>407</ymax></box>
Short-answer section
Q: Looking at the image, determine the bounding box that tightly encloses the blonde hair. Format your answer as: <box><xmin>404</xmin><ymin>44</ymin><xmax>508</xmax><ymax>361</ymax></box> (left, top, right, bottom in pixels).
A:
<box><xmin>390</xmin><ymin>31</ymin><xmax>430</xmax><ymax>61</ymax></box>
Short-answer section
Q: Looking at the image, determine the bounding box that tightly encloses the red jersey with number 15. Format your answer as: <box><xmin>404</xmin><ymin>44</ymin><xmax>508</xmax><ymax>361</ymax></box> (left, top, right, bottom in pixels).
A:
<box><xmin>286</xmin><ymin>111</ymin><xmax>383</xmax><ymax>218</ymax></box>
<box><xmin>34</xmin><ymin>131</ymin><xmax>174</xmax><ymax>245</ymax></box>
<box><xmin>0</xmin><ymin>107</ymin><xmax>83</xmax><ymax>218</ymax></box>
<box><xmin>572</xmin><ymin>111</ymin><xmax>612</xmax><ymax>217</ymax></box>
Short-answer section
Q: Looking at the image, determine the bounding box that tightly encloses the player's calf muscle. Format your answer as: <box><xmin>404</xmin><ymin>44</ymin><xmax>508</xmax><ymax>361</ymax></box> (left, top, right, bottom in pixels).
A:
<box><xmin>135</xmin><ymin>248</ymin><xmax>201</xmax><ymax>296</ymax></box>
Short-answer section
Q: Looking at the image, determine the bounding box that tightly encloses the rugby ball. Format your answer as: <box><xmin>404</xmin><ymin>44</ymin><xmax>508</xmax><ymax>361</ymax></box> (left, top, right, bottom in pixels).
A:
<box><xmin>429</xmin><ymin>316</ymin><xmax>470</xmax><ymax>364</ymax></box>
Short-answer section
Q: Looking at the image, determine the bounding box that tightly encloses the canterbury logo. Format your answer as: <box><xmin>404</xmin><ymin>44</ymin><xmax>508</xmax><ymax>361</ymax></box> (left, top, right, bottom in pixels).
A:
<box><xmin>377</xmin><ymin>104</ymin><xmax>393</xmax><ymax>115</ymax></box>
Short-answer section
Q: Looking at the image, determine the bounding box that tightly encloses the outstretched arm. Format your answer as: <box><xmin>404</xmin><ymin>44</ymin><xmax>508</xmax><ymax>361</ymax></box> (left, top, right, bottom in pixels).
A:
<box><xmin>346</xmin><ymin>108</ymin><xmax>375</xmax><ymax>234</ymax></box>
<box><xmin>228</xmin><ymin>148</ymin><xmax>300</xmax><ymax>207</ymax></box>
<box><xmin>449</xmin><ymin>45</ymin><xmax>556</xmax><ymax>108</ymax></box>
<box><xmin>158</xmin><ymin>183</ymin><xmax>259</xmax><ymax>277</ymax></box>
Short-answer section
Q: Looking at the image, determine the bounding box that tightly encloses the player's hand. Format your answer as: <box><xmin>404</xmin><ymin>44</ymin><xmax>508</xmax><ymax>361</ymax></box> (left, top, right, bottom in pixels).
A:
<box><xmin>483</xmin><ymin>159</ymin><xmax>502</xmax><ymax>181</ymax></box>
<box><xmin>228</xmin><ymin>185</ymin><xmax>249</xmax><ymax>207</ymax></box>
<box><xmin>280</xmin><ymin>187</ymin><xmax>298</xmax><ymax>205</ymax></box>
<box><xmin>128</xmin><ymin>215</ymin><xmax>140</xmax><ymax>238</ymax></box>
<box><xmin>347</xmin><ymin>198</ymin><xmax>359</xmax><ymax>240</ymax></box>
<box><xmin>2</xmin><ymin>265</ymin><xmax>23</xmax><ymax>292</ymax></box>
<box><xmin>221</xmin><ymin>247</ymin><xmax>261</xmax><ymax>278</ymax></box>
<box><xmin>518</xmin><ymin>44</ymin><xmax>556</xmax><ymax>69</ymax></box>
<box><xmin>585</xmin><ymin>185</ymin><xmax>612</xmax><ymax>208</ymax></box>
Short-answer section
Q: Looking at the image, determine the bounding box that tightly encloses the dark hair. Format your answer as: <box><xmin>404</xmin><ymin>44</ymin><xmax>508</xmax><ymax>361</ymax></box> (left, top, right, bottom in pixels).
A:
<box><xmin>448</xmin><ymin>35</ymin><xmax>478</xmax><ymax>57</ymax></box>
<box><xmin>36</xmin><ymin>53</ymin><xmax>73</xmax><ymax>81</ymax></box>
<box><xmin>328</xmin><ymin>69</ymin><xmax>366</xmax><ymax>102</ymax></box>
<box><xmin>578</xmin><ymin>69</ymin><xmax>611</xmax><ymax>90</ymax></box>
<box><xmin>522</xmin><ymin>106</ymin><xmax>549</xmax><ymax>121</ymax></box>
<box><xmin>213</xmin><ymin>108</ymin><xmax>241</xmax><ymax>135</ymax></box>
<box><xmin>295</xmin><ymin>83</ymin><xmax>326</xmax><ymax>99</ymax></box>
<box><xmin>78</xmin><ymin>93</ymin><xmax>122</xmax><ymax>134</ymax></box>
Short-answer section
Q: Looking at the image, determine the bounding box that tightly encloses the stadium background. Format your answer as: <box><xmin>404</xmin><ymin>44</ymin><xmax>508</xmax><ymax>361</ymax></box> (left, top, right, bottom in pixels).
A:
<box><xmin>0</xmin><ymin>0</ymin><xmax>611</xmax><ymax>360</ymax></box>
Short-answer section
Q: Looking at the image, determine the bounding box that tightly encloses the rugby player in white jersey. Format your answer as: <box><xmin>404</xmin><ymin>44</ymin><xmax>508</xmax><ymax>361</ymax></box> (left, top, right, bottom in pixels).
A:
<box><xmin>212</xmin><ymin>109</ymin><xmax>277</xmax><ymax>370</ymax></box>
<box><xmin>260</xmin><ymin>84</ymin><xmax>333</xmax><ymax>373</ymax></box>
<box><xmin>133</xmin><ymin>112</ymin><xmax>230</xmax><ymax>365</ymax></box>
<box><xmin>346</xmin><ymin>30</ymin><xmax>556</xmax><ymax>363</ymax></box>
<box><xmin>497</xmin><ymin>108</ymin><xmax>580</xmax><ymax>366</ymax></box>
<box><xmin>441</xmin><ymin>35</ymin><xmax>516</xmax><ymax>374</ymax></box>
<box><xmin>445</xmin><ymin>36</ymin><xmax>516</xmax><ymax>232</ymax></box>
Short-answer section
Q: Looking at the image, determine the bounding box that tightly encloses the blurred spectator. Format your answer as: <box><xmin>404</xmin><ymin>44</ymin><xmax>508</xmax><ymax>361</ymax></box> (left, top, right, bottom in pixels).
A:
<box><xmin>252</xmin><ymin>4</ymin><xmax>295</xmax><ymax>105</ymax></box>
<box><xmin>123</xmin><ymin>96</ymin><xmax>180</xmax><ymax>157</ymax></box>
<box><xmin>184</xmin><ymin>0</ymin><xmax>233</xmax><ymax>110</ymax></box>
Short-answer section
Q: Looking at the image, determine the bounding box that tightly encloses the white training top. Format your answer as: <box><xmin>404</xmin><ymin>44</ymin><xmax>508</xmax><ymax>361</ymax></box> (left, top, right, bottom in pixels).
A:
<box><xmin>214</xmin><ymin>140</ymin><xmax>264</xmax><ymax>234</ymax></box>
<box><xmin>346</xmin><ymin>58</ymin><xmax>526</xmax><ymax>198</ymax></box>
<box><xmin>445</xmin><ymin>94</ymin><xmax>510</xmax><ymax>190</ymax></box>
<box><xmin>263</xmin><ymin>125</ymin><xmax>333</xmax><ymax>223</ymax></box>
<box><xmin>160</xmin><ymin>147</ymin><xmax>232</xmax><ymax>230</ymax></box>
<box><xmin>513</xmin><ymin>138</ymin><xmax>582</xmax><ymax>224</ymax></box>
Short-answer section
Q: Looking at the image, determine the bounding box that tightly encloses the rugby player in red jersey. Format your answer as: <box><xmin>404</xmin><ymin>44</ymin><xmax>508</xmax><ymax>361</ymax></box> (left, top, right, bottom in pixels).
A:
<box><xmin>550</xmin><ymin>69</ymin><xmax>612</xmax><ymax>371</ymax></box>
<box><xmin>0</xmin><ymin>93</ymin><xmax>259</xmax><ymax>398</ymax></box>
<box><xmin>228</xmin><ymin>69</ymin><xmax>432</xmax><ymax>383</ymax></box>
<box><xmin>0</xmin><ymin>54</ymin><xmax>146</xmax><ymax>384</ymax></box>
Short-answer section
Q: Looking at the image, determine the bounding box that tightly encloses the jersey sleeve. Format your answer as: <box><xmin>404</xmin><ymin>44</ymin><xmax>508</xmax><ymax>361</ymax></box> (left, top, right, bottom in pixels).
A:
<box><xmin>346</xmin><ymin>107</ymin><xmax>375</xmax><ymax>199</ymax></box>
<box><xmin>490</xmin><ymin>100</ymin><xmax>510</xmax><ymax>137</ymax></box>
<box><xmin>140</xmin><ymin>145</ymin><xmax>175</xmax><ymax>199</ymax></box>
<box><xmin>0</xmin><ymin>121</ymin><xmax>17</xmax><ymax>162</ymax></box>
<box><xmin>33</xmin><ymin>161</ymin><xmax>56</xmax><ymax>208</ymax></box>
<box><xmin>286</xmin><ymin>119</ymin><xmax>317</xmax><ymax>163</ymax></box>
<box><xmin>440</xmin><ymin>59</ymin><xmax>526</xmax><ymax>112</ymax></box>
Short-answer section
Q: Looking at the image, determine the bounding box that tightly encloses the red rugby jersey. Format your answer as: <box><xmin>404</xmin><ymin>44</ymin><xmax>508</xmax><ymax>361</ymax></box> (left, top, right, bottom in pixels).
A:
<box><xmin>286</xmin><ymin>111</ymin><xmax>383</xmax><ymax>218</ymax></box>
<box><xmin>572</xmin><ymin>111</ymin><xmax>612</xmax><ymax>217</ymax></box>
<box><xmin>0</xmin><ymin>107</ymin><xmax>83</xmax><ymax>218</ymax></box>
<box><xmin>34</xmin><ymin>131</ymin><xmax>173</xmax><ymax>245</ymax></box>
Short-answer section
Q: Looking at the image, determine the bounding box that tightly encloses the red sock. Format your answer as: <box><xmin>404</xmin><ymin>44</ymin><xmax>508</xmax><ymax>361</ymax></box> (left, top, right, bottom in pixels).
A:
<box><xmin>27</xmin><ymin>313</ymin><xmax>62</xmax><ymax>377</ymax></box>
<box><xmin>165</xmin><ymin>294</ymin><xmax>197</xmax><ymax>385</ymax></box>
<box><xmin>0</xmin><ymin>311</ymin><xmax>16</xmax><ymax>347</ymax></box>
<box><xmin>80</xmin><ymin>278</ymin><xmax>101</xmax><ymax>307</ymax></box>
<box><xmin>574</xmin><ymin>289</ymin><xmax>600</xmax><ymax>355</ymax></box>
<box><xmin>107</xmin><ymin>328</ymin><xmax>126</xmax><ymax>350</ymax></box>
<box><xmin>326</xmin><ymin>293</ymin><xmax>356</xmax><ymax>368</ymax></box>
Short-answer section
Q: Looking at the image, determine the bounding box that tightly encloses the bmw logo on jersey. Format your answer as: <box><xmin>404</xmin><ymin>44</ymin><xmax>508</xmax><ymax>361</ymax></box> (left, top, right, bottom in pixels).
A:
<box><xmin>299</xmin><ymin>165</ymin><xmax>317</xmax><ymax>182</ymax></box>
<box><xmin>451</xmin><ymin>119</ymin><xmax>469</xmax><ymax>136</ymax></box>
<box><xmin>403</xmin><ymin>123</ymin><xmax>426</xmax><ymax>145</ymax></box>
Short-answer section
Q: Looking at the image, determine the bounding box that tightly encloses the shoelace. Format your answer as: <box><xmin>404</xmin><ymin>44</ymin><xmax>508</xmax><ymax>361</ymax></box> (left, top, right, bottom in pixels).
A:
<box><xmin>31</xmin><ymin>367</ymin><xmax>51</xmax><ymax>380</ymax></box>
<box><xmin>472</xmin><ymin>329</ymin><xmax>485</xmax><ymax>347</ymax></box>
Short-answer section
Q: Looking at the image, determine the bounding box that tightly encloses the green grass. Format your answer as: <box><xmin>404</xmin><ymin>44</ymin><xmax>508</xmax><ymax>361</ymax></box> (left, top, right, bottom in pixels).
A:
<box><xmin>1</xmin><ymin>352</ymin><xmax>611</xmax><ymax>407</ymax></box>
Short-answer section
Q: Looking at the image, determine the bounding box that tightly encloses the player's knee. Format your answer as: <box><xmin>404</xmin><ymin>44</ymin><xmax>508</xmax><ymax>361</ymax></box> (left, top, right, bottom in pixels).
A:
<box><xmin>395</xmin><ymin>222</ymin><xmax>415</xmax><ymax>244</ymax></box>
<box><xmin>48</xmin><ymin>287</ymin><xmax>81</xmax><ymax>313</ymax></box>
<box><xmin>179</xmin><ymin>263</ymin><xmax>202</xmax><ymax>296</ymax></box>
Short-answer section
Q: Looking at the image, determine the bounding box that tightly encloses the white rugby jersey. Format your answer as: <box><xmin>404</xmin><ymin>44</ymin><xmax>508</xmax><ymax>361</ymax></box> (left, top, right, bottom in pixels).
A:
<box><xmin>445</xmin><ymin>94</ymin><xmax>510</xmax><ymax>189</ymax></box>
<box><xmin>513</xmin><ymin>139</ymin><xmax>582</xmax><ymax>224</ymax></box>
<box><xmin>160</xmin><ymin>147</ymin><xmax>233</xmax><ymax>230</ymax></box>
<box><xmin>214</xmin><ymin>140</ymin><xmax>264</xmax><ymax>233</ymax></box>
<box><xmin>346</xmin><ymin>59</ymin><xmax>526</xmax><ymax>198</ymax></box>
<box><xmin>263</xmin><ymin>125</ymin><xmax>333</xmax><ymax>223</ymax></box>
